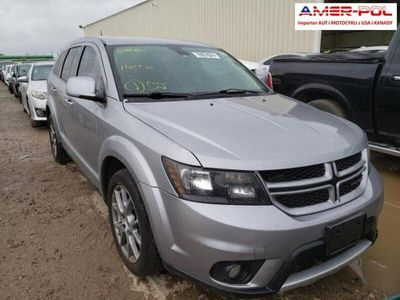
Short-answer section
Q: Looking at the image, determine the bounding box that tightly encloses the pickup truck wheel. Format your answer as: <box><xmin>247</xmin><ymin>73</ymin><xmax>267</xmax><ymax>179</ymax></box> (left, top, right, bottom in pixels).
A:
<box><xmin>108</xmin><ymin>169</ymin><xmax>162</xmax><ymax>276</ymax></box>
<box><xmin>48</xmin><ymin>114</ymin><xmax>70</xmax><ymax>163</ymax></box>
<box><xmin>308</xmin><ymin>99</ymin><xmax>348</xmax><ymax>119</ymax></box>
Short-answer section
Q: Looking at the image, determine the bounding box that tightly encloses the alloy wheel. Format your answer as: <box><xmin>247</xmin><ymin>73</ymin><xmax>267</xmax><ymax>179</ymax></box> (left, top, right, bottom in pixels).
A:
<box><xmin>49</xmin><ymin>120</ymin><xmax>57</xmax><ymax>158</ymax></box>
<box><xmin>111</xmin><ymin>184</ymin><xmax>141</xmax><ymax>263</ymax></box>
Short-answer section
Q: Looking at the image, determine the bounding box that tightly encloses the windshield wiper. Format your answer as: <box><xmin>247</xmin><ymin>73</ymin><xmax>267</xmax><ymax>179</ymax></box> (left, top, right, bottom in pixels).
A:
<box><xmin>123</xmin><ymin>92</ymin><xmax>195</xmax><ymax>100</ymax></box>
<box><xmin>219</xmin><ymin>88</ymin><xmax>261</xmax><ymax>94</ymax></box>
<box><xmin>196</xmin><ymin>89</ymin><xmax>263</xmax><ymax>98</ymax></box>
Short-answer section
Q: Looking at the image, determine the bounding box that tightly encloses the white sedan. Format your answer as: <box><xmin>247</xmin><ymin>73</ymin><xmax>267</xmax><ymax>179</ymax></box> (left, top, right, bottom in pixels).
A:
<box><xmin>19</xmin><ymin>61</ymin><xmax>54</xmax><ymax>127</ymax></box>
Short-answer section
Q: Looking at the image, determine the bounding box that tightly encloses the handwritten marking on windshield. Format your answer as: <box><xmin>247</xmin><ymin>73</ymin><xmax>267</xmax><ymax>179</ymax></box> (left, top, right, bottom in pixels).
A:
<box><xmin>120</xmin><ymin>64</ymin><xmax>154</xmax><ymax>71</ymax></box>
<box><xmin>124</xmin><ymin>79</ymin><xmax>168</xmax><ymax>92</ymax></box>
<box><xmin>116</xmin><ymin>48</ymin><xmax>146</xmax><ymax>54</ymax></box>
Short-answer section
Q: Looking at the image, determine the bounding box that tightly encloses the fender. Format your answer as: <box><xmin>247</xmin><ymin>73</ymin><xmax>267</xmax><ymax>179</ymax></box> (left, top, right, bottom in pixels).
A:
<box><xmin>98</xmin><ymin>135</ymin><xmax>159</xmax><ymax>197</ymax></box>
<box><xmin>291</xmin><ymin>83</ymin><xmax>355</xmax><ymax>121</ymax></box>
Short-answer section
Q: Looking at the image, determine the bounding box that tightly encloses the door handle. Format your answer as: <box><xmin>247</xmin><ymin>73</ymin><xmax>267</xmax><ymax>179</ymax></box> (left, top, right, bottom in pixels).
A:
<box><xmin>393</xmin><ymin>75</ymin><xmax>400</xmax><ymax>81</ymax></box>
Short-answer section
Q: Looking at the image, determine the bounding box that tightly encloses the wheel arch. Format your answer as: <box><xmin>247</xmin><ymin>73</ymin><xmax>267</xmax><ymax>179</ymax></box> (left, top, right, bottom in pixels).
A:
<box><xmin>291</xmin><ymin>83</ymin><xmax>355</xmax><ymax>121</ymax></box>
<box><xmin>98</xmin><ymin>136</ymin><xmax>158</xmax><ymax>202</ymax></box>
<box><xmin>46</xmin><ymin>103</ymin><xmax>63</xmax><ymax>143</ymax></box>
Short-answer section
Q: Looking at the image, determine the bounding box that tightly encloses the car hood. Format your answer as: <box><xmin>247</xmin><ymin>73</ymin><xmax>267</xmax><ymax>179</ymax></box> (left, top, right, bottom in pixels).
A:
<box><xmin>123</xmin><ymin>94</ymin><xmax>367</xmax><ymax>170</ymax></box>
<box><xmin>29</xmin><ymin>80</ymin><xmax>47</xmax><ymax>92</ymax></box>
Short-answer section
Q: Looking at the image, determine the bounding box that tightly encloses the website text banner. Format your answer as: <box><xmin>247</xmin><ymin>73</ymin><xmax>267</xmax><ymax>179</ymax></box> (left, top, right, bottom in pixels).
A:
<box><xmin>295</xmin><ymin>3</ymin><xmax>397</xmax><ymax>30</ymax></box>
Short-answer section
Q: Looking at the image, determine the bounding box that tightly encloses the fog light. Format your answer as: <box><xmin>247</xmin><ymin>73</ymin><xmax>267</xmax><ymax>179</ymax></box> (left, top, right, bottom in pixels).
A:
<box><xmin>226</xmin><ymin>264</ymin><xmax>242</xmax><ymax>279</ymax></box>
<box><xmin>35</xmin><ymin>109</ymin><xmax>46</xmax><ymax>118</ymax></box>
<box><xmin>210</xmin><ymin>260</ymin><xmax>264</xmax><ymax>284</ymax></box>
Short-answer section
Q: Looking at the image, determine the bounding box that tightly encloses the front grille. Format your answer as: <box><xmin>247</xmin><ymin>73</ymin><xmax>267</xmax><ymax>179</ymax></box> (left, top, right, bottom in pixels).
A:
<box><xmin>274</xmin><ymin>189</ymin><xmax>330</xmax><ymax>208</ymax></box>
<box><xmin>340</xmin><ymin>174</ymin><xmax>363</xmax><ymax>196</ymax></box>
<box><xmin>262</xmin><ymin>151</ymin><xmax>366</xmax><ymax>212</ymax></box>
<box><xmin>260</xmin><ymin>164</ymin><xmax>325</xmax><ymax>183</ymax></box>
<box><xmin>335</xmin><ymin>152</ymin><xmax>362</xmax><ymax>172</ymax></box>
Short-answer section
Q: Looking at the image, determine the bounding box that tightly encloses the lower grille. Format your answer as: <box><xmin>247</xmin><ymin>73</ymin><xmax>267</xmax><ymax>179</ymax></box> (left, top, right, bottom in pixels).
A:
<box><xmin>340</xmin><ymin>175</ymin><xmax>363</xmax><ymax>196</ymax></box>
<box><xmin>274</xmin><ymin>189</ymin><xmax>330</xmax><ymax>208</ymax></box>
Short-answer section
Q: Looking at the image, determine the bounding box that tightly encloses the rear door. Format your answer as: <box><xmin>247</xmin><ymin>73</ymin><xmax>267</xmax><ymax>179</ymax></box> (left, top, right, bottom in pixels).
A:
<box><xmin>52</xmin><ymin>46</ymin><xmax>82</xmax><ymax>149</ymax></box>
<box><xmin>374</xmin><ymin>40</ymin><xmax>400</xmax><ymax>147</ymax></box>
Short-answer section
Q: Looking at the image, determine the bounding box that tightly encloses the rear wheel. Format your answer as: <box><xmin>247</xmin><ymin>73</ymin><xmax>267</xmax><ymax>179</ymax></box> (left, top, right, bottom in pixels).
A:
<box><xmin>108</xmin><ymin>169</ymin><xmax>162</xmax><ymax>276</ymax></box>
<box><xmin>308</xmin><ymin>99</ymin><xmax>348</xmax><ymax>119</ymax></box>
<box><xmin>48</xmin><ymin>113</ymin><xmax>70</xmax><ymax>163</ymax></box>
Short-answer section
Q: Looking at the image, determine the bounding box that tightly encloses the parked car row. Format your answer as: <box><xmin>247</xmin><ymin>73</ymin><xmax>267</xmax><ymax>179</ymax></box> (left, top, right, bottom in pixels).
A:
<box><xmin>0</xmin><ymin>60</ymin><xmax>54</xmax><ymax>127</ymax></box>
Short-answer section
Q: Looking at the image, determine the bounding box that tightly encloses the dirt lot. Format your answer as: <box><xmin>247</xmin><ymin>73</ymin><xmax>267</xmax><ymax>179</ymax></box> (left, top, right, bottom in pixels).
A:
<box><xmin>0</xmin><ymin>83</ymin><xmax>393</xmax><ymax>299</ymax></box>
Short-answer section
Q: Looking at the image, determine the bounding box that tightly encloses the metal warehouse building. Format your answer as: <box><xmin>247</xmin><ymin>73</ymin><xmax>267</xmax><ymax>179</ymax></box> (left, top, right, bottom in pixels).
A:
<box><xmin>83</xmin><ymin>0</ymin><xmax>398</xmax><ymax>61</ymax></box>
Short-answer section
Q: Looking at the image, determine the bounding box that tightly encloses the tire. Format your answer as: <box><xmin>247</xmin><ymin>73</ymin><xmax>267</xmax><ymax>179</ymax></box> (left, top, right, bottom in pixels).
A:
<box><xmin>31</xmin><ymin>119</ymin><xmax>41</xmax><ymax>128</ymax></box>
<box><xmin>26</xmin><ymin>97</ymin><xmax>31</xmax><ymax>116</ymax></box>
<box><xmin>48</xmin><ymin>113</ymin><xmax>70</xmax><ymax>163</ymax></box>
<box><xmin>8</xmin><ymin>85</ymin><xmax>13</xmax><ymax>94</ymax></box>
<box><xmin>308</xmin><ymin>99</ymin><xmax>348</xmax><ymax>119</ymax></box>
<box><xmin>108</xmin><ymin>169</ymin><xmax>162</xmax><ymax>276</ymax></box>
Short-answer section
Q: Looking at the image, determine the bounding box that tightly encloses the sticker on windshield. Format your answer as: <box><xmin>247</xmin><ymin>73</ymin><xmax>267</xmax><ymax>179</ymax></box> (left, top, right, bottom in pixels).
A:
<box><xmin>192</xmin><ymin>52</ymin><xmax>220</xmax><ymax>59</ymax></box>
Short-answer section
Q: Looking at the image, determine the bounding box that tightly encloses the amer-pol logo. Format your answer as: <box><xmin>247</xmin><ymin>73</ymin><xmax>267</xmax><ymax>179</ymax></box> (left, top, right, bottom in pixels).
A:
<box><xmin>295</xmin><ymin>3</ymin><xmax>397</xmax><ymax>30</ymax></box>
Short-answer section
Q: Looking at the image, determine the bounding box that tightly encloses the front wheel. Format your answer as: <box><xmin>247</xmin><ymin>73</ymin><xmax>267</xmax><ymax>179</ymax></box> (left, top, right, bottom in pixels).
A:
<box><xmin>308</xmin><ymin>99</ymin><xmax>348</xmax><ymax>119</ymax></box>
<box><xmin>48</xmin><ymin>114</ymin><xmax>70</xmax><ymax>163</ymax></box>
<box><xmin>108</xmin><ymin>169</ymin><xmax>162</xmax><ymax>276</ymax></box>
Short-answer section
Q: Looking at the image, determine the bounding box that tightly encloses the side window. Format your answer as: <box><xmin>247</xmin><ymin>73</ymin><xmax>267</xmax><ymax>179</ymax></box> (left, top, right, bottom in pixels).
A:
<box><xmin>53</xmin><ymin>50</ymin><xmax>67</xmax><ymax>77</ymax></box>
<box><xmin>61</xmin><ymin>47</ymin><xmax>81</xmax><ymax>81</ymax></box>
<box><xmin>78</xmin><ymin>46</ymin><xmax>104</xmax><ymax>95</ymax></box>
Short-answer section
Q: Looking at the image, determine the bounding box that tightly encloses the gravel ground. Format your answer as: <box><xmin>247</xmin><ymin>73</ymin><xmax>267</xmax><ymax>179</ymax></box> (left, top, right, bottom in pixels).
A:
<box><xmin>0</xmin><ymin>84</ymin><xmax>385</xmax><ymax>300</ymax></box>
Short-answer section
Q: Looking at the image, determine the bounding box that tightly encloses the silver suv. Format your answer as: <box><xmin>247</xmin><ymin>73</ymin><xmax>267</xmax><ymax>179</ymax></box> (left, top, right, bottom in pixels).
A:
<box><xmin>47</xmin><ymin>37</ymin><xmax>383</xmax><ymax>297</ymax></box>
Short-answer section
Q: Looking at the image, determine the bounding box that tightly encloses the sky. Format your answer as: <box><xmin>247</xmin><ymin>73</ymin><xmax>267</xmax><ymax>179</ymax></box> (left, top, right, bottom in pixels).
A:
<box><xmin>0</xmin><ymin>0</ymin><xmax>143</xmax><ymax>56</ymax></box>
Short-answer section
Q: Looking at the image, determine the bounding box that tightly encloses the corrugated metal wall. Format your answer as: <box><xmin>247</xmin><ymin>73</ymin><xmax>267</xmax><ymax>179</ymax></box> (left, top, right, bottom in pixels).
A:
<box><xmin>84</xmin><ymin>0</ymin><xmax>318</xmax><ymax>61</ymax></box>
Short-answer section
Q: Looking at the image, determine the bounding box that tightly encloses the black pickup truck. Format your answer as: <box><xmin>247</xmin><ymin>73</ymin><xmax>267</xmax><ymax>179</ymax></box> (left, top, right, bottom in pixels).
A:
<box><xmin>270</xmin><ymin>29</ymin><xmax>400</xmax><ymax>156</ymax></box>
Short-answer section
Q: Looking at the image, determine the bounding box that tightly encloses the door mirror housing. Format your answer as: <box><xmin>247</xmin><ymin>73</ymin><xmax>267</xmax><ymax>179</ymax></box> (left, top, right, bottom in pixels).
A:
<box><xmin>17</xmin><ymin>76</ymin><xmax>28</xmax><ymax>83</ymax></box>
<box><xmin>67</xmin><ymin>76</ymin><xmax>105</xmax><ymax>103</ymax></box>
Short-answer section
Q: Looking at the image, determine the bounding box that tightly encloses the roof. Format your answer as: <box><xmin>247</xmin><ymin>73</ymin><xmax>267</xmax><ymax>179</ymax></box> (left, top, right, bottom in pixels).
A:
<box><xmin>83</xmin><ymin>0</ymin><xmax>148</xmax><ymax>28</ymax></box>
<box><xmin>31</xmin><ymin>61</ymin><xmax>55</xmax><ymax>66</ymax></box>
<box><xmin>69</xmin><ymin>36</ymin><xmax>212</xmax><ymax>48</ymax></box>
<box><xmin>275</xmin><ymin>50</ymin><xmax>386</xmax><ymax>64</ymax></box>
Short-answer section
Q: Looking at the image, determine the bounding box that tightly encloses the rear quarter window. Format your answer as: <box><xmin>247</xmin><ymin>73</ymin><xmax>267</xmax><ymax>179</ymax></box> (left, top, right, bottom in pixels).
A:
<box><xmin>61</xmin><ymin>47</ymin><xmax>81</xmax><ymax>81</ymax></box>
<box><xmin>53</xmin><ymin>51</ymin><xmax>67</xmax><ymax>77</ymax></box>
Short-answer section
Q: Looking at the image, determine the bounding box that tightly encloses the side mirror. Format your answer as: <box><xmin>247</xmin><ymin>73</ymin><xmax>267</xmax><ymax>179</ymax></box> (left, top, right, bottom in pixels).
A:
<box><xmin>66</xmin><ymin>76</ymin><xmax>105</xmax><ymax>103</ymax></box>
<box><xmin>18</xmin><ymin>76</ymin><xmax>28</xmax><ymax>83</ymax></box>
<box><xmin>12</xmin><ymin>72</ymin><xmax>16</xmax><ymax>78</ymax></box>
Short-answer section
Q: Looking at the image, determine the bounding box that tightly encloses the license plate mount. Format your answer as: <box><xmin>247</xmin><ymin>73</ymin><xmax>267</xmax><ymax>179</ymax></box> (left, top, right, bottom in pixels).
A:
<box><xmin>325</xmin><ymin>214</ymin><xmax>365</xmax><ymax>256</ymax></box>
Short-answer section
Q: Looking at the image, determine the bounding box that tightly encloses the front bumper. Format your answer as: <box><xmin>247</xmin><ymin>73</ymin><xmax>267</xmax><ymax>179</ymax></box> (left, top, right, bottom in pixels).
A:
<box><xmin>29</xmin><ymin>96</ymin><xmax>47</xmax><ymax>121</ymax></box>
<box><xmin>140</xmin><ymin>166</ymin><xmax>383</xmax><ymax>296</ymax></box>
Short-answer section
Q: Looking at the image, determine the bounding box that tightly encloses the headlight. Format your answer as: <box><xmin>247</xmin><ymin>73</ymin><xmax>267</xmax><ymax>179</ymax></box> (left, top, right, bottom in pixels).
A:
<box><xmin>31</xmin><ymin>90</ymin><xmax>47</xmax><ymax>100</ymax></box>
<box><xmin>162</xmin><ymin>157</ymin><xmax>270</xmax><ymax>205</ymax></box>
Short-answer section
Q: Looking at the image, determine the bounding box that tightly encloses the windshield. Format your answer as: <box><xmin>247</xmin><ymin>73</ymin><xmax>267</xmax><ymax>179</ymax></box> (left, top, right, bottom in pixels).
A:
<box><xmin>18</xmin><ymin>64</ymin><xmax>31</xmax><ymax>77</ymax></box>
<box><xmin>109</xmin><ymin>45</ymin><xmax>268</xmax><ymax>100</ymax></box>
<box><xmin>31</xmin><ymin>65</ymin><xmax>53</xmax><ymax>81</ymax></box>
